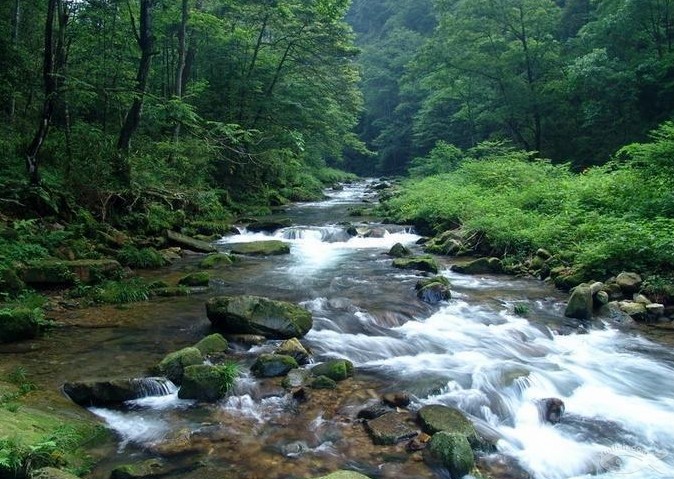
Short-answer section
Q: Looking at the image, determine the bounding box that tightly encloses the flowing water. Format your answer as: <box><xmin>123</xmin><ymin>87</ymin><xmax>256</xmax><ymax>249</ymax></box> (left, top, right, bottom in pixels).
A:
<box><xmin>3</xmin><ymin>180</ymin><xmax>674</xmax><ymax>479</ymax></box>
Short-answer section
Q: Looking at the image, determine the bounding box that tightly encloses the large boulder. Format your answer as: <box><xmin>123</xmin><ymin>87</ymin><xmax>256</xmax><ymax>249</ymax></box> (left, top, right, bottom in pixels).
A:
<box><xmin>194</xmin><ymin>333</ymin><xmax>228</xmax><ymax>355</ymax></box>
<box><xmin>564</xmin><ymin>284</ymin><xmax>594</xmax><ymax>320</ymax></box>
<box><xmin>311</xmin><ymin>359</ymin><xmax>354</xmax><ymax>381</ymax></box>
<box><xmin>451</xmin><ymin>257</ymin><xmax>502</xmax><ymax>275</ymax></box>
<box><xmin>0</xmin><ymin>307</ymin><xmax>41</xmax><ymax>343</ymax></box>
<box><xmin>365</xmin><ymin>411</ymin><xmax>418</xmax><ymax>445</ymax></box>
<box><xmin>206</xmin><ymin>295</ymin><xmax>312</xmax><ymax>339</ymax></box>
<box><xmin>166</xmin><ymin>230</ymin><xmax>217</xmax><ymax>253</ymax></box>
<box><xmin>156</xmin><ymin>347</ymin><xmax>203</xmax><ymax>384</ymax></box>
<box><xmin>251</xmin><ymin>354</ymin><xmax>298</xmax><ymax>378</ymax></box>
<box><xmin>178</xmin><ymin>364</ymin><xmax>235</xmax><ymax>401</ymax></box>
<box><xmin>424</xmin><ymin>431</ymin><xmax>475</xmax><ymax>478</ymax></box>
<box><xmin>392</xmin><ymin>256</ymin><xmax>439</xmax><ymax>274</ymax></box>
<box><xmin>618</xmin><ymin>301</ymin><xmax>647</xmax><ymax>320</ymax></box>
<box><xmin>63</xmin><ymin>377</ymin><xmax>175</xmax><ymax>406</ymax></box>
<box><xmin>20</xmin><ymin>259</ymin><xmax>122</xmax><ymax>285</ymax></box>
<box><xmin>228</xmin><ymin>240</ymin><xmax>290</xmax><ymax>256</ymax></box>
<box><xmin>616</xmin><ymin>272</ymin><xmax>643</xmax><ymax>295</ymax></box>
<box><xmin>417</xmin><ymin>405</ymin><xmax>479</xmax><ymax>445</ymax></box>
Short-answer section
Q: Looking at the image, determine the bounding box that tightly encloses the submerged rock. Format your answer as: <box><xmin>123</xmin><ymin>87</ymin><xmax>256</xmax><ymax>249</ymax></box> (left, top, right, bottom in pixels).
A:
<box><xmin>228</xmin><ymin>240</ymin><xmax>290</xmax><ymax>256</ymax></box>
<box><xmin>564</xmin><ymin>284</ymin><xmax>593</xmax><ymax>320</ymax></box>
<box><xmin>156</xmin><ymin>347</ymin><xmax>203</xmax><ymax>384</ymax></box>
<box><xmin>450</xmin><ymin>257</ymin><xmax>502</xmax><ymax>275</ymax></box>
<box><xmin>424</xmin><ymin>431</ymin><xmax>474</xmax><ymax>478</ymax></box>
<box><xmin>392</xmin><ymin>256</ymin><xmax>439</xmax><ymax>274</ymax></box>
<box><xmin>312</xmin><ymin>472</ymin><xmax>373</xmax><ymax>479</ymax></box>
<box><xmin>206</xmin><ymin>295</ymin><xmax>313</xmax><ymax>339</ymax></box>
<box><xmin>282</xmin><ymin>368</ymin><xmax>312</xmax><ymax>388</ymax></box>
<box><xmin>311</xmin><ymin>375</ymin><xmax>338</xmax><ymax>389</ymax></box>
<box><xmin>311</xmin><ymin>359</ymin><xmax>354</xmax><ymax>381</ymax></box>
<box><xmin>110</xmin><ymin>459</ymin><xmax>166</xmax><ymax>479</ymax></box>
<box><xmin>365</xmin><ymin>411</ymin><xmax>418</xmax><ymax>445</ymax></box>
<box><xmin>251</xmin><ymin>354</ymin><xmax>298</xmax><ymax>378</ymax></box>
<box><xmin>382</xmin><ymin>392</ymin><xmax>411</xmax><ymax>408</ymax></box>
<box><xmin>199</xmin><ymin>253</ymin><xmax>235</xmax><ymax>269</ymax></box>
<box><xmin>166</xmin><ymin>230</ymin><xmax>217</xmax><ymax>253</ymax></box>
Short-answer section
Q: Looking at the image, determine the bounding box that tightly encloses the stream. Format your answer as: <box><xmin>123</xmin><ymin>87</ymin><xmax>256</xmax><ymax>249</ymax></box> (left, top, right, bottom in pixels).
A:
<box><xmin>4</xmin><ymin>180</ymin><xmax>674</xmax><ymax>479</ymax></box>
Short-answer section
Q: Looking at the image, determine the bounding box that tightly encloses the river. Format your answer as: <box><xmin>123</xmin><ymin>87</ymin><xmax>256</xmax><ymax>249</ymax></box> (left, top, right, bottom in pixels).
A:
<box><xmin>6</xmin><ymin>180</ymin><xmax>674</xmax><ymax>479</ymax></box>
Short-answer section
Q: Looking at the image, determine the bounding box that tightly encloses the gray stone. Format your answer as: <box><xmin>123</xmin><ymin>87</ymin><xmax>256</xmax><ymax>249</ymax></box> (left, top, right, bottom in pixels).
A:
<box><xmin>251</xmin><ymin>354</ymin><xmax>298</xmax><ymax>378</ymax></box>
<box><xmin>451</xmin><ymin>257</ymin><xmax>502</xmax><ymax>275</ymax></box>
<box><xmin>646</xmin><ymin>303</ymin><xmax>666</xmax><ymax>317</ymax></box>
<box><xmin>618</xmin><ymin>301</ymin><xmax>647</xmax><ymax>320</ymax></box>
<box><xmin>564</xmin><ymin>284</ymin><xmax>593</xmax><ymax>320</ymax></box>
<box><xmin>365</xmin><ymin>411</ymin><xmax>418</xmax><ymax>445</ymax></box>
<box><xmin>166</xmin><ymin>230</ymin><xmax>217</xmax><ymax>253</ymax></box>
<box><xmin>616</xmin><ymin>272</ymin><xmax>642</xmax><ymax>295</ymax></box>
<box><xmin>274</xmin><ymin>337</ymin><xmax>310</xmax><ymax>364</ymax></box>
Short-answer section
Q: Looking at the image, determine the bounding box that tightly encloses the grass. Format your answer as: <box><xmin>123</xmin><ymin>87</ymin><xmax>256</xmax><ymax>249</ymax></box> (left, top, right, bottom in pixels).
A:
<box><xmin>116</xmin><ymin>246</ymin><xmax>167</xmax><ymax>269</ymax></box>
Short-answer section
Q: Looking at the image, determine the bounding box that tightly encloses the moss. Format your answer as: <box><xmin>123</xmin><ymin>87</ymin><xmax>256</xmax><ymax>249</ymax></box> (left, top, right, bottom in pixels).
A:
<box><xmin>177</xmin><ymin>272</ymin><xmax>210</xmax><ymax>287</ymax></box>
<box><xmin>250</xmin><ymin>354</ymin><xmax>298</xmax><ymax>378</ymax></box>
<box><xmin>199</xmin><ymin>253</ymin><xmax>235</xmax><ymax>269</ymax></box>
<box><xmin>392</xmin><ymin>256</ymin><xmax>439</xmax><ymax>274</ymax></box>
<box><xmin>177</xmin><ymin>363</ymin><xmax>238</xmax><ymax>401</ymax></box>
<box><xmin>425</xmin><ymin>431</ymin><xmax>474</xmax><ymax>478</ymax></box>
<box><xmin>156</xmin><ymin>347</ymin><xmax>203</xmax><ymax>384</ymax></box>
<box><xmin>0</xmin><ymin>269</ymin><xmax>25</xmax><ymax>297</ymax></box>
<box><xmin>193</xmin><ymin>333</ymin><xmax>228</xmax><ymax>355</ymax></box>
<box><xmin>417</xmin><ymin>405</ymin><xmax>478</xmax><ymax>445</ymax></box>
<box><xmin>311</xmin><ymin>359</ymin><xmax>354</xmax><ymax>381</ymax></box>
<box><xmin>311</xmin><ymin>375</ymin><xmax>337</xmax><ymax>389</ymax></box>
<box><xmin>228</xmin><ymin>240</ymin><xmax>290</xmax><ymax>256</ymax></box>
<box><xmin>0</xmin><ymin>308</ymin><xmax>41</xmax><ymax>343</ymax></box>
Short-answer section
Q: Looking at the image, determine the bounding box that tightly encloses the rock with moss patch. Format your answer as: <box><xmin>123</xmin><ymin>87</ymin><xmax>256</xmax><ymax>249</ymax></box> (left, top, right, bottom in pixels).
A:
<box><xmin>206</xmin><ymin>295</ymin><xmax>312</xmax><ymax>339</ymax></box>
<box><xmin>365</xmin><ymin>411</ymin><xmax>418</xmax><ymax>445</ymax></box>
<box><xmin>0</xmin><ymin>307</ymin><xmax>41</xmax><ymax>343</ymax></box>
<box><xmin>166</xmin><ymin>230</ymin><xmax>216</xmax><ymax>253</ymax></box>
<box><xmin>618</xmin><ymin>301</ymin><xmax>648</xmax><ymax>320</ymax></box>
<box><xmin>156</xmin><ymin>347</ymin><xmax>203</xmax><ymax>383</ymax></box>
<box><xmin>388</xmin><ymin>243</ymin><xmax>411</xmax><ymax>258</ymax></box>
<box><xmin>63</xmin><ymin>377</ymin><xmax>176</xmax><ymax>406</ymax></box>
<box><xmin>415</xmin><ymin>276</ymin><xmax>451</xmax><ymax>304</ymax></box>
<box><xmin>616</xmin><ymin>272</ymin><xmax>643</xmax><ymax>295</ymax></box>
<box><xmin>194</xmin><ymin>333</ymin><xmax>228</xmax><ymax>355</ymax></box>
<box><xmin>311</xmin><ymin>359</ymin><xmax>354</xmax><ymax>381</ymax></box>
<box><xmin>178</xmin><ymin>364</ymin><xmax>236</xmax><ymax>401</ymax></box>
<box><xmin>228</xmin><ymin>240</ymin><xmax>290</xmax><ymax>256</ymax></box>
<box><xmin>199</xmin><ymin>253</ymin><xmax>235</xmax><ymax>269</ymax></box>
<box><xmin>451</xmin><ymin>257</ymin><xmax>502</xmax><ymax>275</ymax></box>
<box><xmin>424</xmin><ymin>431</ymin><xmax>474</xmax><ymax>478</ymax></box>
<box><xmin>251</xmin><ymin>354</ymin><xmax>298</xmax><ymax>378</ymax></box>
<box><xmin>311</xmin><ymin>375</ymin><xmax>337</xmax><ymax>389</ymax></box>
<box><xmin>110</xmin><ymin>459</ymin><xmax>168</xmax><ymax>479</ymax></box>
<box><xmin>30</xmin><ymin>467</ymin><xmax>81</xmax><ymax>479</ymax></box>
<box><xmin>417</xmin><ymin>404</ymin><xmax>479</xmax><ymax>445</ymax></box>
<box><xmin>274</xmin><ymin>337</ymin><xmax>310</xmax><ymax>364</ymax></box>
<box><xmin>425</xmin><ymin>231</ymin><xmax>463</xmax><ymax>256</ymax></box>
<box><xmin>564</xmin><ymin>284</ymin><xmax>594</xmax><ymax>320</ymax></box>
<box><xmin>178</xmin><ymin>272</ymin><xmax>210</xmax><ymax>287</ymax></box>
<box><xmin>0</xmin><ymin>268</ymin><xmax>25</xmax><ymax>296</ymax></box>
<box><xmin>392</xmin><ymin>256</ymin><xmax>439</xmax><ymax>274</ymax></box>
<box><xmin>312</xmin><ymin>472</ymin><xmax>373</xmax><ymax>479</ymax></box>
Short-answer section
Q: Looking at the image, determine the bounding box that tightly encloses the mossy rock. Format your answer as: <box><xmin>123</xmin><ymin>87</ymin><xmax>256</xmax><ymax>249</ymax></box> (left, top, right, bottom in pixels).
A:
<box><xmin>450</xmin><ymin>257</ymin><xmax>502</xmax><ymax>275</ymax></box>
<box><xmin>0</xmin><ymin>268</ymin><xmax>26</xmax><ymax>296</ymax></box>
<box><xmin>178</xmin><ymin>364</ymin><xmax>235</xmax><ymax>402</ymax></box>
<box><xmin>228</xmin><ymin>240</ymin><xmax>290</xmax><ymax>256</ymax></box>
<box><xmin>388</xmin><ymin>243</ymin><xmax>411</xmax><ymax>258</ymax></box>
<box><xmin>424</xmin><ymin>431</ymin><xmax>474</xmax><ymax>478</ymax></box>
<box><xmin>0</xmin><ymin>307</ymin><xmax>41</xmax><ymax>343</ymax></box>
<box><xmin>392</xmin><ymin>256</ymin><xmax>439</xmax><ymax>274</ymax></box>
<box><xmin>206</xmin><ymin>295</ymin><xmax>313</xmax><ymax>339</ymax></box>
<box><xmin>199</xmin><ymin>253</ymin><xmax>235</xmax><ymax>269</ymax></box>
<box><xmin>564</xmin><ymin>284</ymin><xmax>593</xmax><ymax>320</ymax></box>
<box><xmin>415</xmin><ymin>276</ymin><xmax>452</xmax><ymax>304</ymax></box>
<box><xmin>311</xmin><ymin>375</ymin><xmax>337</xmax><ymax>389</ymax></box>
<box><xmin>425</xmin><ymin>231</ymin><xmax>463</xmax><ymax>256</ymax></box>
<box><xmin>178</xmin><ymin>272</ymin><xmax>210</xmax><ymax>287</ymax></box>
<box><xmin>194</xmin><ymin>333</ymin><xmax>228</xmax><ymax>355</ymax></box>
<box><xmin>312</xmin><ymin>472</ymin><xmax>373</xmax><ymax>479</ymax></box>
<box><xmin>156</xmin><ymin>347</ymin><xmax>203</xmax><ymax>384</ymax></box>
<box><xmin>365</xmin><ymin>411</ymin><xmax>418</xmax><ymax>445</ymax></box>
<box><xmin>274</xmin><ymin>337</ymin><xmax>310</xmax><ymax>364</ymax></box>
<box><xmin>166</xmin><ymin>230</ymin><xmax>217</xmax><ymax>253</ymax></box>
<box><xmin>30</xmin><ymin>467</ymin><xmax>81</xmax><ymax>479</ymax></box>
<box><xmin>251</xmin><ymin>354</ymin><xmax>298</xmax><ymax>378</ymax></box>
<box><xmin>110</xmin><ymin>459</ymin><xmax>165</xmax><ymax>479</ymax></box>
<box><xmin>311</xmin><ymin>359</ymin><xmax>354</xmax><ymax>381</ymax></box>
<box><xmin>417</xmin><ymin>405</ymin><xmax>478</xmax><ymax>444</ymax></box>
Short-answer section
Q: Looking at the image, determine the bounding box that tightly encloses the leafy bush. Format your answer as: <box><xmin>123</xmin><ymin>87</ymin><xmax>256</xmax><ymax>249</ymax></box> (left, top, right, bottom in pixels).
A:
<box><xmin>116</xmin><ymin>246</ymin><xmax>166</xmax><ymax>269</ymax></box>
<box><xmin>90</xmin><ymin>279</ymin><xmax>150</xmax><ymax>304</ymax></box>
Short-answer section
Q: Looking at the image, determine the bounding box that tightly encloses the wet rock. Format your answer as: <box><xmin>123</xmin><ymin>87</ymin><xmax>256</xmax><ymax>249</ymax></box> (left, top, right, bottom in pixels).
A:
<box><xmin>311</xmin><ymin>375</ymin><xmax>337</xmax><ymax>389</ymax></box>
<box><xmin>365</xmin><ymin>411</ymin><xmax>418</xmax><ymax>445</ymax></box>
<box><xmin>598</xmin><ymin>302</ymin><xmax>636</xmax><ymax>328</ymax></box>
<box><xmin>477</xmin><ymin>454</ymin><xmax>532</xmax><ymax>479</ymax></box>
<box><xmin>551</xmin><ymin>267</ymin><xmax>586</xmax><ymax>291</ymax></box>
<box><xmin>0</xmin><ymin>307</ymin><xmax>41</xmax><ymax>343</ymax></box>
<box><xmin>282</xmin><ymin>368</ymin><xmax>312</xmax><ymax>388</ymax></box>
<box><xmin>382</xmin><ymin>392</ymin><xmax>411</xmax><ymax>408</ymax></box>
<box><xmin>30</xmin><ymin>468</ymin><xmax>80</xmax><ymax>479</ymax></box>
<box><xmin>63</xmin><ymin>377</ymin><xmax>175</xmax><ymax>406</ymax></box>
<box><xmin>246</xmin><ymin>218</ymin><xmax>293</xmax><ymax>233</ymax></box>
<box><xmin>156</xmin><ymin>347</ymin><xmax>203</xmax><ymax>384</ymax></box>
<box><xmin>20</xmin><ymin>259</ymin><xmax>122</xmax><ymax>285</ymax></box>
<box><xmin>357</xmin><ymin>404</ymin><xmax>392</xmax><ymax>420</ymax></box>
<box><xmin>274</xmin><ymin>337</ymin><xmax>311</xmax><ymax>364</ymax></box>
<box><xmin>229</xmin><ymin>240</ymin><xmax>291</xmax><ymax>256</ymax></box>
<box><xmin>178</xmin><ymin>272</ymin><xmax>209</xmax><ymax>287</ymax></box>
<box><xmin>425</xmin><ymin>231</ymin><xmax>463</xmax><ymax>256</ymax></box>
<box><xmin>415</xmin><ymin>276</ymin><xmax>451</xmax><ymax>304</ymax></box>
<box><xmin>424</xmin><ymin>431</ymin><xmax>474</xmax><ymax>478</ymax></box>
<box><xmin>110</xmin><ymin>459</ymin><xmax>166</xmax><ymax>479</ymax></box>
<box><xmin>646</xmin><ymin>303</ymin><xmax>666</xmax><ymax>317</ymax></box>
<box><xmin>633</xmin><ymin>293</ymin><xmax>651</xmax><ymax>305</ymax></box>
<box><xmin>564</xmin><ymin>284</ymin><xmax>593</xmax><ymax>320</ymax></box>
<box><xmin>206</xmin><ymin>295</ymin><xmax>313</xmax><ymax>339</ymax></box>
<box><xmin>363</xmin><ymin>227</ymin><xmax>387</xmax><ymax>238</ymax></box>
<box><xmin>392</xmin><ymin>256</ymin><xmax>439</xmax><ymax>274</ymax></box>
<box><xmin>417</xmin><ymin>405</ymin><xmax>479</xmax><ymax>445</ymax></box>
<box><xmin>311</xmin><ymin>359</ymin><xmax>354</xmax><ymax>381</ymax></box>
<box><xmin>406</xmin><ymin>432</ymin><xmax>431</xmax><ymax>452</ymax></box>
<box><xmin>178</xmin><ymin>364</ymin><xmax>232</xmax><ymax>401</ymax></box>
<box><xmin>618</xmin><ymin>301</ymin><xmax>647</xmax><ymax>320</ymax></box>
<box><xmin>602</xmin><ymin>281</ymin><xmax>624</xmax><ymax>301</ymax></box>
<box><xmin>281</xmin><ymin>440</ymin><xmax>310</xmax><ymax>457</ymax></box>
<box><xmin>251</xmin><ymin>354</ymin><xmax>298</xmax><ymax>378</ymax></box>
<box><xmin>312</xmin><ymin>471</ymin><xmax>373</xmax><ymax>479</ymax></box>
<box><xmin>388</xmin><ymin>243</ymin><xmax>411</xmax><ymax>258</ymax></box>
<box><xmin>199</xmin><ymin>253</ymin><xmax>234</xmax><ymax>268</ymax></box>
<box><xmin>226</xmin><ymin>334</ymin><xmax>267</xmax><ymax>346</ymax></box>
<box><xmin>193</xmin><ymin>333</ymin><xmax>228</xmax><ymax>355</ymax></box>
<box><xmin>166</xmin><ymin>230</ymin><xmax>217</xmax><ymax>253</ymax></box>
<box><xmin>616</xmin><ymin>272</ymin><xmax>642</xmax><ymax>295</ymax></box>
<box><xmin>451</xmin><ymin>257</ymin><xmax>502</xmax><ymax>275</ymax></box>
<box><xmin>594</xmin><ymin>290</ymin><xmax>610</xmax><ymax>307</ymax></box>
<box><xmin>537</xmin><ymin>398</ymin><xmax>565</xmax><ymax>424</ymax></box>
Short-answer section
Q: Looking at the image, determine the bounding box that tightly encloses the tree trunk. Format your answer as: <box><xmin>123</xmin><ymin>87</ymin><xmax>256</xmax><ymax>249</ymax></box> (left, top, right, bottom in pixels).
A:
<box><xmin>9</xmin><ymin>0</ymin><xmax>20</xmax><ymax>122</ymax></box>
<box><xmin>172</xmin><ymin>0</ymin><xmax>189</xmax><ymax>145</ymax></box>
<box><xmin>25</xmin><ymin>0</ymin><xmax>59</xmax><ymax>185</ymax></box>
<box><xmin>116</xmin><ymin>0</ymin><xmax>156</xmax><ymax>184</ymax></box>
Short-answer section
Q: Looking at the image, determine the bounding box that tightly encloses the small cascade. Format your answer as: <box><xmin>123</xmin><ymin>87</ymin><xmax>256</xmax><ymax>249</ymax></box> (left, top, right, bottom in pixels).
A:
<box><xmin>131</xmin><ymin>377</ymin><xmax>177</xmax><ymax>398</ymax></box>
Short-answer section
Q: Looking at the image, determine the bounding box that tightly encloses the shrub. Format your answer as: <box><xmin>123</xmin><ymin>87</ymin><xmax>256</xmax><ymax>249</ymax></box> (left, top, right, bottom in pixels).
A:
<box><xmin>116</xmin><ymin>246</ymin><xmax>167</xmax><ymax>269</ymax></box>
<box><xmin>90</xmin><ymin>279</ymin><xmax>150</xmax><ymax>304</ymax></box>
